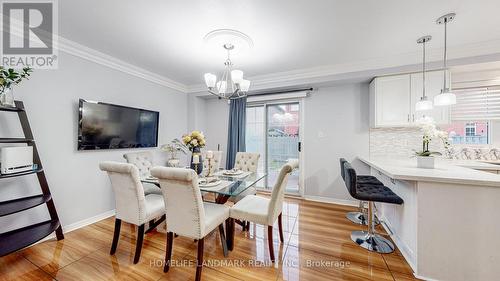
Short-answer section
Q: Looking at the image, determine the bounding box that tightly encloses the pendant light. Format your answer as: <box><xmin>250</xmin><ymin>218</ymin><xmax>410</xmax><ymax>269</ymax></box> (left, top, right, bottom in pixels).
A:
<box><xmin>415</xmin><ymin>35</ymin><xmax>433</xmax><ymax>111</ymax></box>
<box><xmin>434</xmin><ymin>13</ymin><xmax>457</xmax><ymax>106</ymax></box>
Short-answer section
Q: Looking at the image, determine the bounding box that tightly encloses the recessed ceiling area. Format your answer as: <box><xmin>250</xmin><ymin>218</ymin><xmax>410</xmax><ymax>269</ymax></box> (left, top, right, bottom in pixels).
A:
<box><xmin>59</xmin><ymin>0</ymin><xmax>500</xmax><ymax>88</ymax></box>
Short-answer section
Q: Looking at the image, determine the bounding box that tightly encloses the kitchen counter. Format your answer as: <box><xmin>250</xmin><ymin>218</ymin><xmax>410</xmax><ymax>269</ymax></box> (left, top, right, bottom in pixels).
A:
<box><xmin>358</xmin><ymin>157</ymin><xmax>500</xmax><ymax>187</ymax></box>
<box><xmin>358</xmin><ymin>156</ymin><xmax>500</xmax><ymax>281</ymax></box>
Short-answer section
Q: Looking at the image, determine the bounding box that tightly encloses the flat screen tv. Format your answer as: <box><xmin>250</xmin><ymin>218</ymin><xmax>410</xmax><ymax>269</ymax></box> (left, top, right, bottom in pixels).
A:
<box><xmin>78</xmin><ymin>99</ymin><xmax>159</xmax><ymax>150</ymax></box>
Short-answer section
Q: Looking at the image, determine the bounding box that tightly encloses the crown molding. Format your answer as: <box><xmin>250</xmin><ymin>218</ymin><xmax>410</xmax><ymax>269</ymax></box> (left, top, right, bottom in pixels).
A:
<box><xmin>4</xmin><ymin>19</ymin><xmax>189</xmax><ymax>93</ymax></box>
<box><xmin>57</xmin><ymin>36</ymin><xmax>189</xmax><ymax>92</ymax></box>
<box><xmin>188</xmin><ymin>38</ymin><xmax>500</xmax><ymax>94</ymax></box>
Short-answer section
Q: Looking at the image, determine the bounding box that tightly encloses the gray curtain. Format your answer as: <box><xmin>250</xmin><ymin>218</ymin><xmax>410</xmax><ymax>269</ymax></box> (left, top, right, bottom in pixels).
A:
<box><xmin>226</xmin><ymin>97</ymin><xmax>247</xmax><ymax>169</ymax></box>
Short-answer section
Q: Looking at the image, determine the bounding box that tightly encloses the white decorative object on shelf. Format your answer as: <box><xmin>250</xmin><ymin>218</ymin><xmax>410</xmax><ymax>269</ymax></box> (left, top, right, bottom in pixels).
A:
<box><xmin>417</xmin><ymin>156</ymin><xmax>435</xmax><ymax>169</ymax></box>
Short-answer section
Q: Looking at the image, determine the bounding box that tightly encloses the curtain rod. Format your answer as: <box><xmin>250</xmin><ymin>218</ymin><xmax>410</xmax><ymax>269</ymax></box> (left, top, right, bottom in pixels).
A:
<box><xmin>248</xmin><ymin>88</ymin><xmax>313</xmax><ymax>97</ymax></box>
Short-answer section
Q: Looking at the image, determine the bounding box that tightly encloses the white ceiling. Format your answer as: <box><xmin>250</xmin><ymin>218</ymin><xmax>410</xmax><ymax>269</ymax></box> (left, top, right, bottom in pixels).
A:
<box><xmin>59</xmin><ymin>0</ymin><xmax>500</xmax><ymax>89</ymax></box>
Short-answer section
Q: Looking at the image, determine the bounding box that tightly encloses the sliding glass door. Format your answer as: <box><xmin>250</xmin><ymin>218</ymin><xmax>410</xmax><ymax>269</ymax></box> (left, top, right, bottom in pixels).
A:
<box><xmin>245</xmin><ymin>101</ymin><xmax>301</xmax><ymax>194</ymax></box>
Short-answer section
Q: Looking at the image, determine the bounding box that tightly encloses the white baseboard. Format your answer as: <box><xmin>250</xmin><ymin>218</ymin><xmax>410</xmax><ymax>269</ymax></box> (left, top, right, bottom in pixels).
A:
<box><xmin>303</xmin><ymin>195</ymin><xmax>358</xmax><ymax>207</ymax></box>
<box><xmin>42</xmin><ymin>209</ymin><xmax>115</xmax><ymax>242</ymax></box>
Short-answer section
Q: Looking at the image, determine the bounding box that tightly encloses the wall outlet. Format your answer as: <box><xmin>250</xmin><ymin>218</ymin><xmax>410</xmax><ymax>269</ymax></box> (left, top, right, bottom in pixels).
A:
<box><xmin>318</xmin><ymin>131</ymin><xmax>326</xmax><ymax>138</ymax></box>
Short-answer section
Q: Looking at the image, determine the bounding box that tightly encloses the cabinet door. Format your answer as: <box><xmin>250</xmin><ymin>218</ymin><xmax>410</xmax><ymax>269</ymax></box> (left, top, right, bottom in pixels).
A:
<box><xmin>375</xmin><ymin>75</ymin><xmax>411</xmax><ymax>127</ymax></box>
<box><xmin>411</xmin><ymin>70</ymin><xmax>450</xmax><ymax>125</ymax></box>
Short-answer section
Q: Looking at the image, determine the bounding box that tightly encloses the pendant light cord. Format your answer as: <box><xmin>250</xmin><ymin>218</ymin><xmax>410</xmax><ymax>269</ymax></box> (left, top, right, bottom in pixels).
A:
<box><xmin>443</xmin><ymin>19</ymin><xmax>448</xmax><ymax>91</ymax></box>
<box><xmin>422</xmin><ymin>40</ymin><xmax>426</xmax><ymax>99</ymax></box>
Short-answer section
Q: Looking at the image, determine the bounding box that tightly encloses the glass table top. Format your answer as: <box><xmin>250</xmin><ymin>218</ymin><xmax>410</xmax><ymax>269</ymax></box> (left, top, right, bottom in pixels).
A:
<box><xmin>141</xmin><ymin>171</ymin><xmax>266</xmax><ymax>197</ymax></box>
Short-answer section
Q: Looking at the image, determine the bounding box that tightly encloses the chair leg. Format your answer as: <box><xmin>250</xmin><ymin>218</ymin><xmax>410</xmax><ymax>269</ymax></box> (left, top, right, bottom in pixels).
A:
<box><xmin>227</xmin><ymin>218</ymin><xmax>235</xmax><ymax>251</ymax></box>
<box><xmin>164</xmin><ymin>232</ymin><xmax>174</xmax><ymax>272</ymax></box>
<box><xmin>110</xmin><ymin>218</ymin><xmax>121</xmax><ymax>255</ymax></box>
<box><xmin>218</xmin><ymin>224</ymin><xmax>228</xmax><ymax>257</ymax></box>
<box><xmin>195</xmin><ymin>238</ymin><xmax>204</xmax><ymax>281</ymax></box>
<box><xmin>246</xmin><ymin>221</ymin><xmax>250</xmax><ymax>230</ymax></box>
<box><xmin>267</xmin><ymin>225</ymin><xmax>275</xmax><ymax>262</ymax></box>
<box><xmin>278</xmin><ymin>213</ymin><xmax>284</xmax><ymax>243</ymax></box>
<box><xmin>133</xmin><ymin>224</ymin><xmax>145</xmax><ymax>264</ymax></box>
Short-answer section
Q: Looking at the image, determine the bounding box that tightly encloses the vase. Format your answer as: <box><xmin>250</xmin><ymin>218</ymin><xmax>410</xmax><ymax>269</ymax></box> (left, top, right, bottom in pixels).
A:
<box><xmin>417</xmin><ymin>156</ymin><xmax>434</xmax><ymax>169</ymax></box>
<box><xmin>0</xmin><ymin>85</ymin><xmax>15</xmax><ymax>107</ymax></box>
<box><xmin>190</xmin><ymin>147</ymin><xmax>203</xmax><ymax>175</ymax></box>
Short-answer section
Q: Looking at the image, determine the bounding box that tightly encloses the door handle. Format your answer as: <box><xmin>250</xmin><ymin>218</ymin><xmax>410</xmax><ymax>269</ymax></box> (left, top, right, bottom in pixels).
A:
<box><xmin>298</xmin><ymin>142</ymin><xmax>302</xmax><ymax>152</ymax></box>
<box><xmin>407</xmin><ymin>114</ymin><xmax>410</xmax><ymax>122</ymax></box>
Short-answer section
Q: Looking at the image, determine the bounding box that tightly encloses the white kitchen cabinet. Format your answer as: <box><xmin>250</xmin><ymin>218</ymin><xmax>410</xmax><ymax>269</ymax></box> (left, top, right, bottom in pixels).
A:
<box><xmin>370</xmin><ymin>74</ymin><xmax>411</xmax><ymax>127</ymax></box>
<box><xmin>370</xmin><ymin>70</ymin><xmax>450</xmax><ymax>128</ymax></box>
<box><xmin>411</xmin><ymin>70</ymin><xmax>450</xmax><ymax>125</ymax></box>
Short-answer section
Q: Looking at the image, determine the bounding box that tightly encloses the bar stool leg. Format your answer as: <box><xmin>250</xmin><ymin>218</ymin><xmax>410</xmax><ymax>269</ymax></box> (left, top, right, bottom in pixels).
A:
<box><xmin>350</xmin><ymin>201</ymin><xmax>395</xmax><ymax>254</ymax></box>
<box><xmin>346</xmin><ymin>201</ymin><xmax>380</xmax><ymax>226</ymax></box>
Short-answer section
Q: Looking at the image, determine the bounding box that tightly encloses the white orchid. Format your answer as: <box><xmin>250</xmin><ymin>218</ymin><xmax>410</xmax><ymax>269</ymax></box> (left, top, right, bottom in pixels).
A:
<box><xmin>415</xmin><ymin>117</ymin><xmax>450</xmax><ymax>157</ymax></box>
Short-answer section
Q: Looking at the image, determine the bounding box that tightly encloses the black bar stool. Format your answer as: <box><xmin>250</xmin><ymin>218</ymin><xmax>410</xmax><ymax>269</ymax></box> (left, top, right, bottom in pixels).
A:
<box><xmin>339</xmin><ymin>158</ymin><xmax>383</xmax><ymax>225</ymax></box>
<box><xmin>343</xmin><ymin>161</ymin><xmax>403</xmax><ymax>254</ymax></box>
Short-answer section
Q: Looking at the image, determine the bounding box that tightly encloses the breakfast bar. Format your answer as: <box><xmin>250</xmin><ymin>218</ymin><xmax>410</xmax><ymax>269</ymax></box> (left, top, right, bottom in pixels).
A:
<box><xmin>359</xmin><ymin>157</ymin><xmax>500</xmax><ymax>281</ymax></box>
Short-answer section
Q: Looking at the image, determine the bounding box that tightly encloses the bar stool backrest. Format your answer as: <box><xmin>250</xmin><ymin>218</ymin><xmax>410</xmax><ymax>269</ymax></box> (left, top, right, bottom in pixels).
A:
<box><xmin>339</xmin><ymin>158</ymin><xmax>348</xmax><ymax>182</ymax></box>
<box><xmin>343</xmin><ymin>162</ymin><xmax>358</xmax><ymax>198</ymax></box>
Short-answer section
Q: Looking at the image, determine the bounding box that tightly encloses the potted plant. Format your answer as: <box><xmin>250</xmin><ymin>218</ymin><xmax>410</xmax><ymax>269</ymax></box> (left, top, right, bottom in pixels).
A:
<box><xmin>182</xmin><ymin>130</ymin><xmax>206</xmax><ymax>174</ymax></box>
<box><xmin>414</xmin><ymin>117</ymin><xmax>450</xmax><ymax>169</ymax></box>
<box><xmin>161</xmin><ymin>138</ymin><xmax>189</xmax><ymax>167</ymax></box>
<box><xmin>0</xmin><ymin>67</ymin><xmax>33</xmax><ymax>107</ymax></box>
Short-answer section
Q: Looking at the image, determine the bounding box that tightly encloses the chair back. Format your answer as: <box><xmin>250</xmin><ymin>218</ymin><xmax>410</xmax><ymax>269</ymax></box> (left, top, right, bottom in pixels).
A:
<box><xmin>202</xmin><ymin>151</ymin><xmax>223</xmax><ymax>176</ymax></box>
<box><xmin>151</xmin><ymin>167</ymin><xmax>205</xmax><ymax>239</ymax></box>
<box><xmin>343</xmin><ymin>161</ymin><xmax>358</xmax><ymax>197</ymax></box>
<box><xmin>234</xmin><ymin>152</ymin><xmax>260</xmax><ymax>172</ymax></box>
<box><xmin>339</xmin><ymin>158</ymin><xmax>347</xmax><ymax>182</ymax></box>
<box><xmin>99</xmin><ymin>161</ymin><xmax>147</xmax><ymax>225</ymax></box>
<box><xmin>123</xmin><ymin>151</ymin><xmax>154</xmax><ymax>178</ymax></box>
<box><xmin>267</xmin><ymin>163</ymin><xmax>293</xmax><ymax>225</ymax></box>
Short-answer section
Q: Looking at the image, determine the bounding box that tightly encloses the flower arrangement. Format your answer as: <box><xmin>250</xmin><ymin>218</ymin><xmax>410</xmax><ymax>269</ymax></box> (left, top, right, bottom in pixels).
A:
<box><xmin>0</xmin><ymin>67</ymin><xmax>33</xmax><ymax>90</ymax></box>
<box><xmin>414</xmin><ymin>117</ymin><xmax>450</xmax><ymax>157</ymax></box>
<box><xmin>182</xmin><ymin>130</ymin><xmax>206</xmax><ymax>151</ymax></box>
<box><xmin>161</xmin><ymin>138</ymin><xmax>189</xmax><ymax>159</ymax></box>
<box><xmin>0</xmin><ymin>67</ymin><xmax>33</xmax><ymax>107</ymax></box>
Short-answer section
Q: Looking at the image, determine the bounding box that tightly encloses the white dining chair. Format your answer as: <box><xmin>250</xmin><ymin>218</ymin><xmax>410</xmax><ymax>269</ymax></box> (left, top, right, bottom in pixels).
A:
<box><xmin>228</xmin><ymin>152</ymin><xmax>261</xmax><ymax>229</ymax></box>
<box><xmin>202</xmin><ymin>150</ymin><xmax>223</xmax><ymax>177</ymax></box>
<box><xmin>123</xmin><ymin>151</ymin><xmax>162</xmax><ymax>195</ymax></box>
<box><xmin>150</xmin><ymin>167</ymin><xmax>230</xmax><ymax>281</ymax></box>
<box><xmin>228</xmin><ymin>161</ymin><xmax>295</xmax><ymax>262</ymax></box>
<box><xmin>99</xmin><ymin>161</ymin><xmax>165</xmax><ymax>264</ymax></box>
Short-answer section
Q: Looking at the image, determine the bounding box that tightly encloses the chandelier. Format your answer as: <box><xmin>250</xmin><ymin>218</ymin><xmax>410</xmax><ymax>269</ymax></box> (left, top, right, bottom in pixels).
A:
<box><xmin>204</xmin><ymin>43</ymin><xmax>251</xmax><ymax>100</ymax></box>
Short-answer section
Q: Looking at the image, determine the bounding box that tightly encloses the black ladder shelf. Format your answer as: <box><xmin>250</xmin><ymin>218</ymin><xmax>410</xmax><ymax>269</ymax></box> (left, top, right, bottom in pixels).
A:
<box><xmin>0</xmin><ymin>101</ymin><xmax>64</xmax><ymax>257</ymax></box>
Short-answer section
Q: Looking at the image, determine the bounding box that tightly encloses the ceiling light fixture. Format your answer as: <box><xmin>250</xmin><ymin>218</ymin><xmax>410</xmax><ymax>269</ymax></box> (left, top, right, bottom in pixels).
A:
<box><xmin>415</xmin><ymin>35</ymin><xmax>433</xmax><ymax>112</ymax></box>
<box><xmin>434</xmin><ymin>13</ymin><xmax>457</xmax><ymax>106</ymax></box>
<box><xmin>203</xmin><ymin>29</ymin><xmax>253</xmax><ymax>100</ymax></box>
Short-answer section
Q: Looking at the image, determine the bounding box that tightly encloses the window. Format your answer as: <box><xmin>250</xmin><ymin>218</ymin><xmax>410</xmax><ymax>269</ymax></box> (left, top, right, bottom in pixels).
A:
<box><xmin>465</xmin><ymin>122</ymin><xmax>476</xmax><ymax>136</ymax></box>
<box><xmin>444</xmin><ymin>121</ymin><xmax>489</xmax><ymax>145</ymax></box>
<box><xmin>442</xmin><ymin>87</ymin><xmax>500</xmax><ymax>145</ymax></box>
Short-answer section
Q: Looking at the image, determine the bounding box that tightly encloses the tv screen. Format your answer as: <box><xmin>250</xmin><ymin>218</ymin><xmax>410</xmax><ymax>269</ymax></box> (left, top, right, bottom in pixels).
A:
<box><xmin>78</xmin><ymin>99</ymin><xmax>159</xmax><ymax>150</ymax></box>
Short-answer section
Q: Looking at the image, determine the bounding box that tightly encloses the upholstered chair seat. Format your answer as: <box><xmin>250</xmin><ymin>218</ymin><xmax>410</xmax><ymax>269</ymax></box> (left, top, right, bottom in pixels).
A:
<box><xmin>151</xmin><ymin>167</ymin><xmax>229</xmax><ymax>281</ymax></box>
<box><xmin>99</xmin><ymin>161</ymin><xmax>166</xmax><ymax>264</ymax></box>
<box><xmin>123</xmin><ymin>151</ymin><xmax>162</xmax><ymax>196</ymax></box>
<box><xmin>228</xmin><ymin>161</ymin><xmax>296</xmax><ymax>263</ymax></box>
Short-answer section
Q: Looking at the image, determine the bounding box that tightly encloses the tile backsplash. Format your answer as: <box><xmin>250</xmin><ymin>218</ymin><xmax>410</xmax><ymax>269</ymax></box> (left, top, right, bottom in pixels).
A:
<box><xmin>370</xmin><ymin>127</ymin><xmax>448</xmax><ymax>158</ymax></box>
<box><xmin>370</xmin><ymin>127</ymin><xmax>500</xmax><ymax>160</ymax></box>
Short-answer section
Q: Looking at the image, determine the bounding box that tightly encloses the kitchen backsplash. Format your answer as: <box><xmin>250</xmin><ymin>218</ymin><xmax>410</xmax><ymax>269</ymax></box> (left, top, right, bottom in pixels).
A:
<box><xmin>369</xmin><ymin>127</ymin><xmax>500</xmax><ymax>160</ymax></box>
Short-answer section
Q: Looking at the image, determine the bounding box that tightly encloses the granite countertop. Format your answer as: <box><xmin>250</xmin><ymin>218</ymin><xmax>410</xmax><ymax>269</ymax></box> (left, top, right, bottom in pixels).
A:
<box><xmin>358</xmin><ymin>157</ymin><xmax>500</xmax><ymax>187</ymax></box>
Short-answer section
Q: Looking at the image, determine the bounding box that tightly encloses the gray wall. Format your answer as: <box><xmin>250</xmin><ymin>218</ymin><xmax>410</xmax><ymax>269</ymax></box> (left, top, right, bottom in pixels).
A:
<box><xmin>0</xmin><ymin>52</ymin><xmax>188</xmax><ymax>232</ymax></box>
<box><xmin>302</xmin><ymin>84</ymin><xmax>370</xmax><ymax>202</ymax></box>
<box><xmin>198</xmin><ymin>83</ymin><xmax>370</xmax><ymax>203</ymax></box>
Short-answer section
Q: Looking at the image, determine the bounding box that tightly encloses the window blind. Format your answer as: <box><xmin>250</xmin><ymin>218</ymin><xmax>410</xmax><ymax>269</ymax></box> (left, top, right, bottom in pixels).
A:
<box><xmin>451</xmin><ymin>87</ymin><xmax>500</xmax><ymax>121</ymax></box>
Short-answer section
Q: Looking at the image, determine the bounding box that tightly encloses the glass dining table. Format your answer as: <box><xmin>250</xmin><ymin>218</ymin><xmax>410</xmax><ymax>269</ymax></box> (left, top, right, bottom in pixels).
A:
<box><xmin>141</xmin><ymin>171</ymin><xmax>267</xmax><ymax>204</ymax></box>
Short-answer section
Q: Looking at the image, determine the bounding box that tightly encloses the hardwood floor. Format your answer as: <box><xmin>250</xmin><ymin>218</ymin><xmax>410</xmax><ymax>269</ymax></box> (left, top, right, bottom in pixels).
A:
<box><xmin>0</xmin><ymin>197</ymin><xmax>421</xmax><ymax>281</ymax></box>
